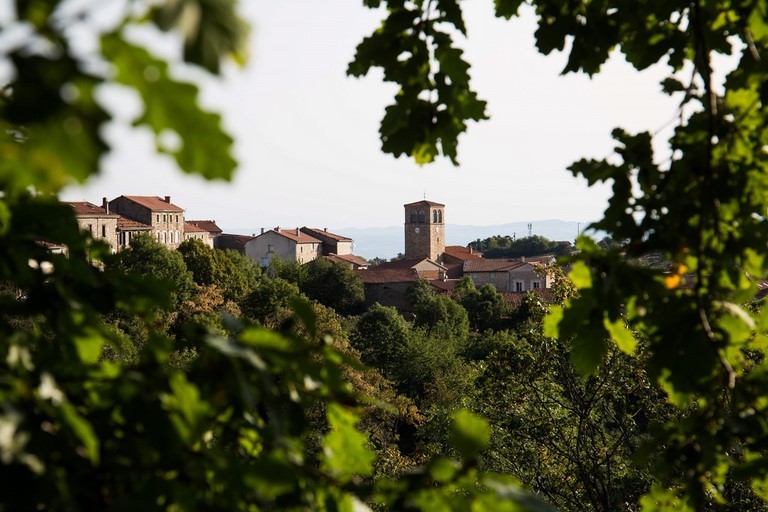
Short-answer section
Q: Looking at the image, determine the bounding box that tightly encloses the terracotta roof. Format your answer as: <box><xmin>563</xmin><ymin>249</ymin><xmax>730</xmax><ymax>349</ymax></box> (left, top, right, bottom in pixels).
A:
<box><xmin>326</xmin><ymin>254</ymin><xmax>369</xmax><ymax>267</ymax></box>
<box><xmin>444</xmin><ymin>245</ymin><xmax>483</xmax><ymax>260</ymax></box>
<box><xmin>404</xmin><ymin>200</ymin><xmax>445</xmax><ymax>207</ymax></box>
<box><xmin>429</xmin><ymin>280</ymin><xmax>458</xmax><ymax>292</ymax></box>
<box><xmin>65</xmin><ymin>201</ymin><xmax>118</xmax><ymax>217</ymax></box>
<box><xmin>463</xmin><ymin>259</ymin><xmax>527</xmax><ymax>273</ymax></box>
<box><xmin>217</xmin><ymin>234</ymin><xmax>254</xmax><ymax>251</ymax></box>
<box><xmin>269</xmin><ymin>228</ymin><xmax>321</xmax><ymax>244</ymax></box>
<box><xmin>376</xmin><ymin>258</ymin><xmax>447</xmax><ymax>271</ymax></box>
<box><xmin>187</xmin><ymin>220</ymin><xmax>222</xmax><ymax>234</ymax></box>
<box><xmin>121</xmin><ymin>195</ymin><xmax>184</xmax><ymax>212</ymax></box>
<box><xmin>184</xmin><ymin>222</ymin><xmax>207</xmax><ymax>233</ymax></box>
<box><xmin>301</xmin><ymin>227</ymin><xmax>352</xmax><ymax>242</ymax></box>
<box><xmin>117</xmin><ymin>215</ymin><xmax>151</xmax><ymax>230</ymax></box>
<box><xmin>358</xmin><ymin>268</ymin><xmax>420</xmax><ymax>284</ymax></box>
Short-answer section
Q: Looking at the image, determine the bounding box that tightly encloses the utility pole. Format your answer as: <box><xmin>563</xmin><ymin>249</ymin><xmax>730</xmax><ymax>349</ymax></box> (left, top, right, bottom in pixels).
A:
<box><xmin>527</xmin><ymin>223</ymin><xmax>532</xmax><ymax>237</ymax></box>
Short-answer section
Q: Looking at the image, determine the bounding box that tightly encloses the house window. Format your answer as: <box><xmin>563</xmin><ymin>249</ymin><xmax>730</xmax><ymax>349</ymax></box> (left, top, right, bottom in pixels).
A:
<box><xmin>533</xmin><ymin>281</ymin><xmax>540</xmax><ymax>289</ymax></box>
<box><xmin>163</xmin><ymin>214</ymin><xmax>167</xmax><ymax>222</ymax></box>
<box><xmin>101</xmin><ymin>225</ymin><xmax>106</xmax><ymax>237</ymax></box>
<box><xmin>267</xmin><ymin>244</ymin><xmax>274</xmax><ymax>253</ymax></box>
<box><xmin>261</xmin><ymin>257</ymin><xmax>270</xmax><ymax>267</ymax></box>
<box><xmin>489</xmin><ymin>272</ymin><xmax>496</xmax><ymax>280</ymax></box>
<box><xmin>515</xmin><ymin>281</ymin><xmax>524</xmax><ymax>292</ymax></box>
<box><xmin>176</xmin><ymin>215</ymin><xmax>179</xmax><ymax>223</ymax></box>
<box><xmin>156</xmin><ymin>214</ymin><xmax>160</xmax><ymax>222</ymax></box>
<box><xmin>88</xmin><ymin>223</ymin><xmax>93</xmax><ymax>234</ymax></box>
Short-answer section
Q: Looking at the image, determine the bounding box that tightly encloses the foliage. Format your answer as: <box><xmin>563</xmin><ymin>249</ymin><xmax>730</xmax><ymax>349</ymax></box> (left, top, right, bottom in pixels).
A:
<box><xmin>178</xmin><ymin>238</ymin><xmax>259</xmax><ymax>305</ymax></box>
<box><xmin>113</xmin><ymin>233</ymin><xmax>196</xmax><ymax>310</ymax></box>
<box><xmin>453</xmin><ymin>277</ymin><xmax>511</xmax><ymax>331</ymax></box>
<box><xmin>349</xmin><ymin>0</ymin><xmax>488</xmax><ymax>164</ymax></box>
<box><xmin>469</xmin><ymin>235</ymin><xmax>572</xmax><ymax>259</ymax></box>
<box><xmin>300</xmin><ymin>257</ymin><xmax>365</xmax><ymax>315</ymax></box>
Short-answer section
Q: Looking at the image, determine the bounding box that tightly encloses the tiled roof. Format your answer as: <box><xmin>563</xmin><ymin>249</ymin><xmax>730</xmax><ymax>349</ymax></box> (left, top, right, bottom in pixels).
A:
<box><xmin>404</xmin><ymin>199</ymin><xmax>444</xmax><ymax>207</ymax></box>
<box><xmin>65</xmin><ymin>201</ymin><xmax>118</xmax><ymax>217</ymax></box>
<box><xmin>444</xmin><ymin>245</ymin><xmax>483</xmax><ymax>260</ymax></box>
<box><xmin>270</xmin><ymin>228</ymin><xmax>321</xmax><ymax>244</ymax></box>
<box><xmin>121</xmin><ymin>195</ymin><xmax>184</xmax><ymax>212</ymax></box>
<box><xmin>218</xmin><ymin>234</ymin><xmax>254</xmax><ymax>251</ymax></box>
<box><xmin>358</xmin><ymin>268</ymin><xmax>420</xmax><ymax>284</ymax></box>
<box><xmin>326</xmin><ymin>254</ymin><xmax>369</xmax><ymax>267</ymax></box>
<box><xmin>430</xmin><ymin>280</ymin><xmax>458</xmax><ymax>292</ymax></box>
<box><xmin>184</xmin><ymin>222</ymin><xmax>207</xmax><ymax>233</ymax></box>
<box><xmin>187</xmin><ymin>220</ymin><xmax>223</xmax><ymax>234</ymax></box>
<box><xmin>117</xmin><ymin>215</ymin><xmax>151</xmax><ymax>230</ymax></box>
<box><xmin>463</xmin><ymin>259</ymin><xmax>527</xmax><ymax>273</ymax></box>
<box><xmin>376</xmin><ymin>258</ymin><xmax>447</xmax><ymax>271</ymax></box>
<box><xmin>301</xmin><ymin>227</ymin><xmax>352</xmax><ymax>242</ymax></box>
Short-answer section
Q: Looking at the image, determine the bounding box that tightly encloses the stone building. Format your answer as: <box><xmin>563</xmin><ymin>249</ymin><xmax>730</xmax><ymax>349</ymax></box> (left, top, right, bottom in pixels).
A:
<box><xmin>183</xmin><ymin>222</ymin><xmax>213</xmax><ymax>246</ymax></box>
<box><xmin>300</xmin><ymin>227</ymin><xmax>353</xmax><ymax>256</ymax></box>
<box><xmin>108</xmin><ymin>195</ymin><xmax>185</xmax><ymax>249</ymax></box>
<box><xmin>462</xmin><ymin>259</ymin><xmax>551</xmax><ymax>292</ymax></box>
<box><xmin>404</xmin><ymin>200</ymin><xmax>445</xmax><ymax>262</ymax></box>
<box><xmin>65</xmin><ymin>201</ymin><xmax>119</xmax><ymax>252</ymax></box>
<box><xmin>187</xmin><ymin>220</ymin><xmax>223</xmax><ymax>247</ymax></box>
<box><xmin>245</xmin><ymin>228</ymin><xmax>323</xmax><ymax>267</ymax></box>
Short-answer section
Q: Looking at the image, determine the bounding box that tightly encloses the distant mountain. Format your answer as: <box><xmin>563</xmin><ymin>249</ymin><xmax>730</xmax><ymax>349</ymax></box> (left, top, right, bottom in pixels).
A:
<box><xmin>226</xmin><ymin>221</ymin><xmax>594</xmax><ymax>260</ymax></box>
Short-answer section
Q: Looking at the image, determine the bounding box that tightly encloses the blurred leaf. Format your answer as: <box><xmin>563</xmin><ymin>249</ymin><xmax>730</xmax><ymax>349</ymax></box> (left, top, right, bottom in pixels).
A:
<box><xmin>449</xmin><ymin>409</ymin><xmax>490</xmax><ymax>459</ymax></box>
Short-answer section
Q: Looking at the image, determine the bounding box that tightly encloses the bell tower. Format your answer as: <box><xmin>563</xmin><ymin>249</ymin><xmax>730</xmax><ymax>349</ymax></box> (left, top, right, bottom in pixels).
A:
<box><xmin>404</xmin><ymin>200</ymin><xmax>445</xmax><ymax>262</ymax></box>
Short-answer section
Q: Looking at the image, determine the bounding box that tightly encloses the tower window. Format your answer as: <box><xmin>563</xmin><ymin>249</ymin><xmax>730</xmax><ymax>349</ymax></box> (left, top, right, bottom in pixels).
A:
<box><xmin>438</xmin><ymin>210</ymin><xmax>443</xmax><ymax>223</ymax></box>
<box><xmin>418</xmin><ymin>210</ymin><xmax>425</xmax><ymax>223</ymax></box>
<box><xmin>410</xmin><ymin>211</ymin><xmax>417</xmax><ymax>223</ymax></box>
<box><xmin>432</xmin><ymin>210</ymin><xmax>437</xmax><ymax>223</ymax></box>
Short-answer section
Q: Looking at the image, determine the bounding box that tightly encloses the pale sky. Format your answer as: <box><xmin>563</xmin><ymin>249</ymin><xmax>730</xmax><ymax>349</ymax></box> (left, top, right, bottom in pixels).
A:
<box><xmin>61</xmin><ymin>0</ymin><xmax>682</xmax><ymax>231</ymax></box>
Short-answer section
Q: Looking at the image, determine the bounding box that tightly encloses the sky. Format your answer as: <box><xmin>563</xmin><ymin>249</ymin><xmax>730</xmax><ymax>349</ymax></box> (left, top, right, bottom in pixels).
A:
<box><xmin>61</xmin><ymin>0</ymin><xmax>682</xmax><ymax>232</ymax></box>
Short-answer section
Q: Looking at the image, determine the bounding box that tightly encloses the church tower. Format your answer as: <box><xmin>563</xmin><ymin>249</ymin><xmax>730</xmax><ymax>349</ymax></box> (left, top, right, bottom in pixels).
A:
<box><xmin>404</xmin><ymin>200</ymin><xmax>445</xmax><ymax>262</ymax></box>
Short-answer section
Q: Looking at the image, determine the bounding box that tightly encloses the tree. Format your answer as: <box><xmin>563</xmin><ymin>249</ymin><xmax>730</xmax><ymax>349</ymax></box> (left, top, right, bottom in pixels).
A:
<box><xmin>300</xmin><ymin>257</ymin><xmax>365</xmax><ymax>315</ymax></box>
<box><xmin>357</xmin><ymin>1</ymin><xmax>768</xmax><ymax>507</ymax></box>
<box><xmin>178</xmin><ymin>238</ymin><xmax>259</xmax><ymax>305</ymax></box>
<box><xmin>114</xmin><ymin>233</ymin><xmax>195</xmax><ymax>309</ymax></box>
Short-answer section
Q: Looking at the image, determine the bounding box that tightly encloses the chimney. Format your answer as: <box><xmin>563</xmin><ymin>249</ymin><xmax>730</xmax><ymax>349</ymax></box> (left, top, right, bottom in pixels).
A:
<box><xmin>296</xmin><ymin>228</ymin><xmax>300</xmax><ymax>236</ymax></box>
<box><xmin>469</xmin><ymin>247</ymin><xmax>473</xmax><ymax>254</ymax></box>
<box><xmin>261</xmin><ymin>227</ymin><xmax>264</xmax><ymax>235</ymax></box>
<box><xmin>164</xmin><ymin>196</ymin><xmax>171</xmax><ymax>203</ymax></box>
<box><xmin>521</xmin><ymin>256</ymin><xmax>526</xmax><ymax>263</ymax></box>
<box><xmin>324</xmin><ymin>227</ymin><xmax>328</xmax><ymax>232</ymax></box>
<box><xmin>102</xmin><ymin>197</ymin><xmax>109</xmax><ymax>214</ymax></box>
<box><xmin>276</xmin><ymin>226</ymin><xmax>280</xmax><ymax>232</ymax></box>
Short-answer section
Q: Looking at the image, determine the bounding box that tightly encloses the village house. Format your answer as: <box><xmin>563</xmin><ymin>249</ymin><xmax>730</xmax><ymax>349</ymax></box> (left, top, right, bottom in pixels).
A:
<box><xmin>300</xmin><ymin>227</ymin><xmax>353</xmax><ymax>256</ymax></box>
<box><xmin>245</xmin><ymin>228</ymin><xmax>323</xmax><ymax>267</ymax></box>
<box><xmin>187</xmin><ymin>220</ymin><xmax>223</xmax><ymax>247</ymax></box>
<box><xmin>462</xmin><ymin>258</ymin><xmax>552</xmax><ymax>292</ymax></box>
<box><xmin>183</xmin><ymin>222</ymin><xmax>213</xmax><ymax>246</ymax></box>
<box><xmin>108</xmin><ymin>195</ymin><xmax>185</xmax><ymax>249</ymax></box>
<box><xmin>65</xmin><ymin>201</ymin><xmax>120</xmax><ymax>252</ymax></box>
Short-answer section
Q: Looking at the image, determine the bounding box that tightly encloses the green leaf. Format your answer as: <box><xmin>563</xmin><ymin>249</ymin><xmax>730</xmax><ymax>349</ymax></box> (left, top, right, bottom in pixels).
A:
<box><xmin>101</xmin><ymin>34</ymin><xmax>236</xmax><ymax>181</ymax></box>
<box><xmin>449</xmin><ymin>409</ymin><xmax>490</xmax><ymax>459</ymax></box>
<box><xmin>543</xmin><ymin>305</ymin><xmax>564</xmax><ymax>339</ymax></box>
<box><xmin>321</xmin><ymin>403</ymin><xmax>374</xmax><ymax>482</ymax></box>
<box><xmin>639</xmin><ymin>486</ymin><xmax>692</xmax><ymax>512</ymax></box>
<box><xmin>568</xmin><ymin>261</ymin><xmax>593</xmax><ymax>289</ymax></box>
<box><xmin>60</xmin><ymin>403</ymin><xmax>99</xmax><ymax>465</ymax></box>
<box><xmin>603</xmin><ymin>315</ymin><xmax>637</xmax><ymax>354</ymax></box>
<box><xmin>73</xmin><ymin>331</ymin><xmax>105</xmax><ymax>364</ymax></box>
